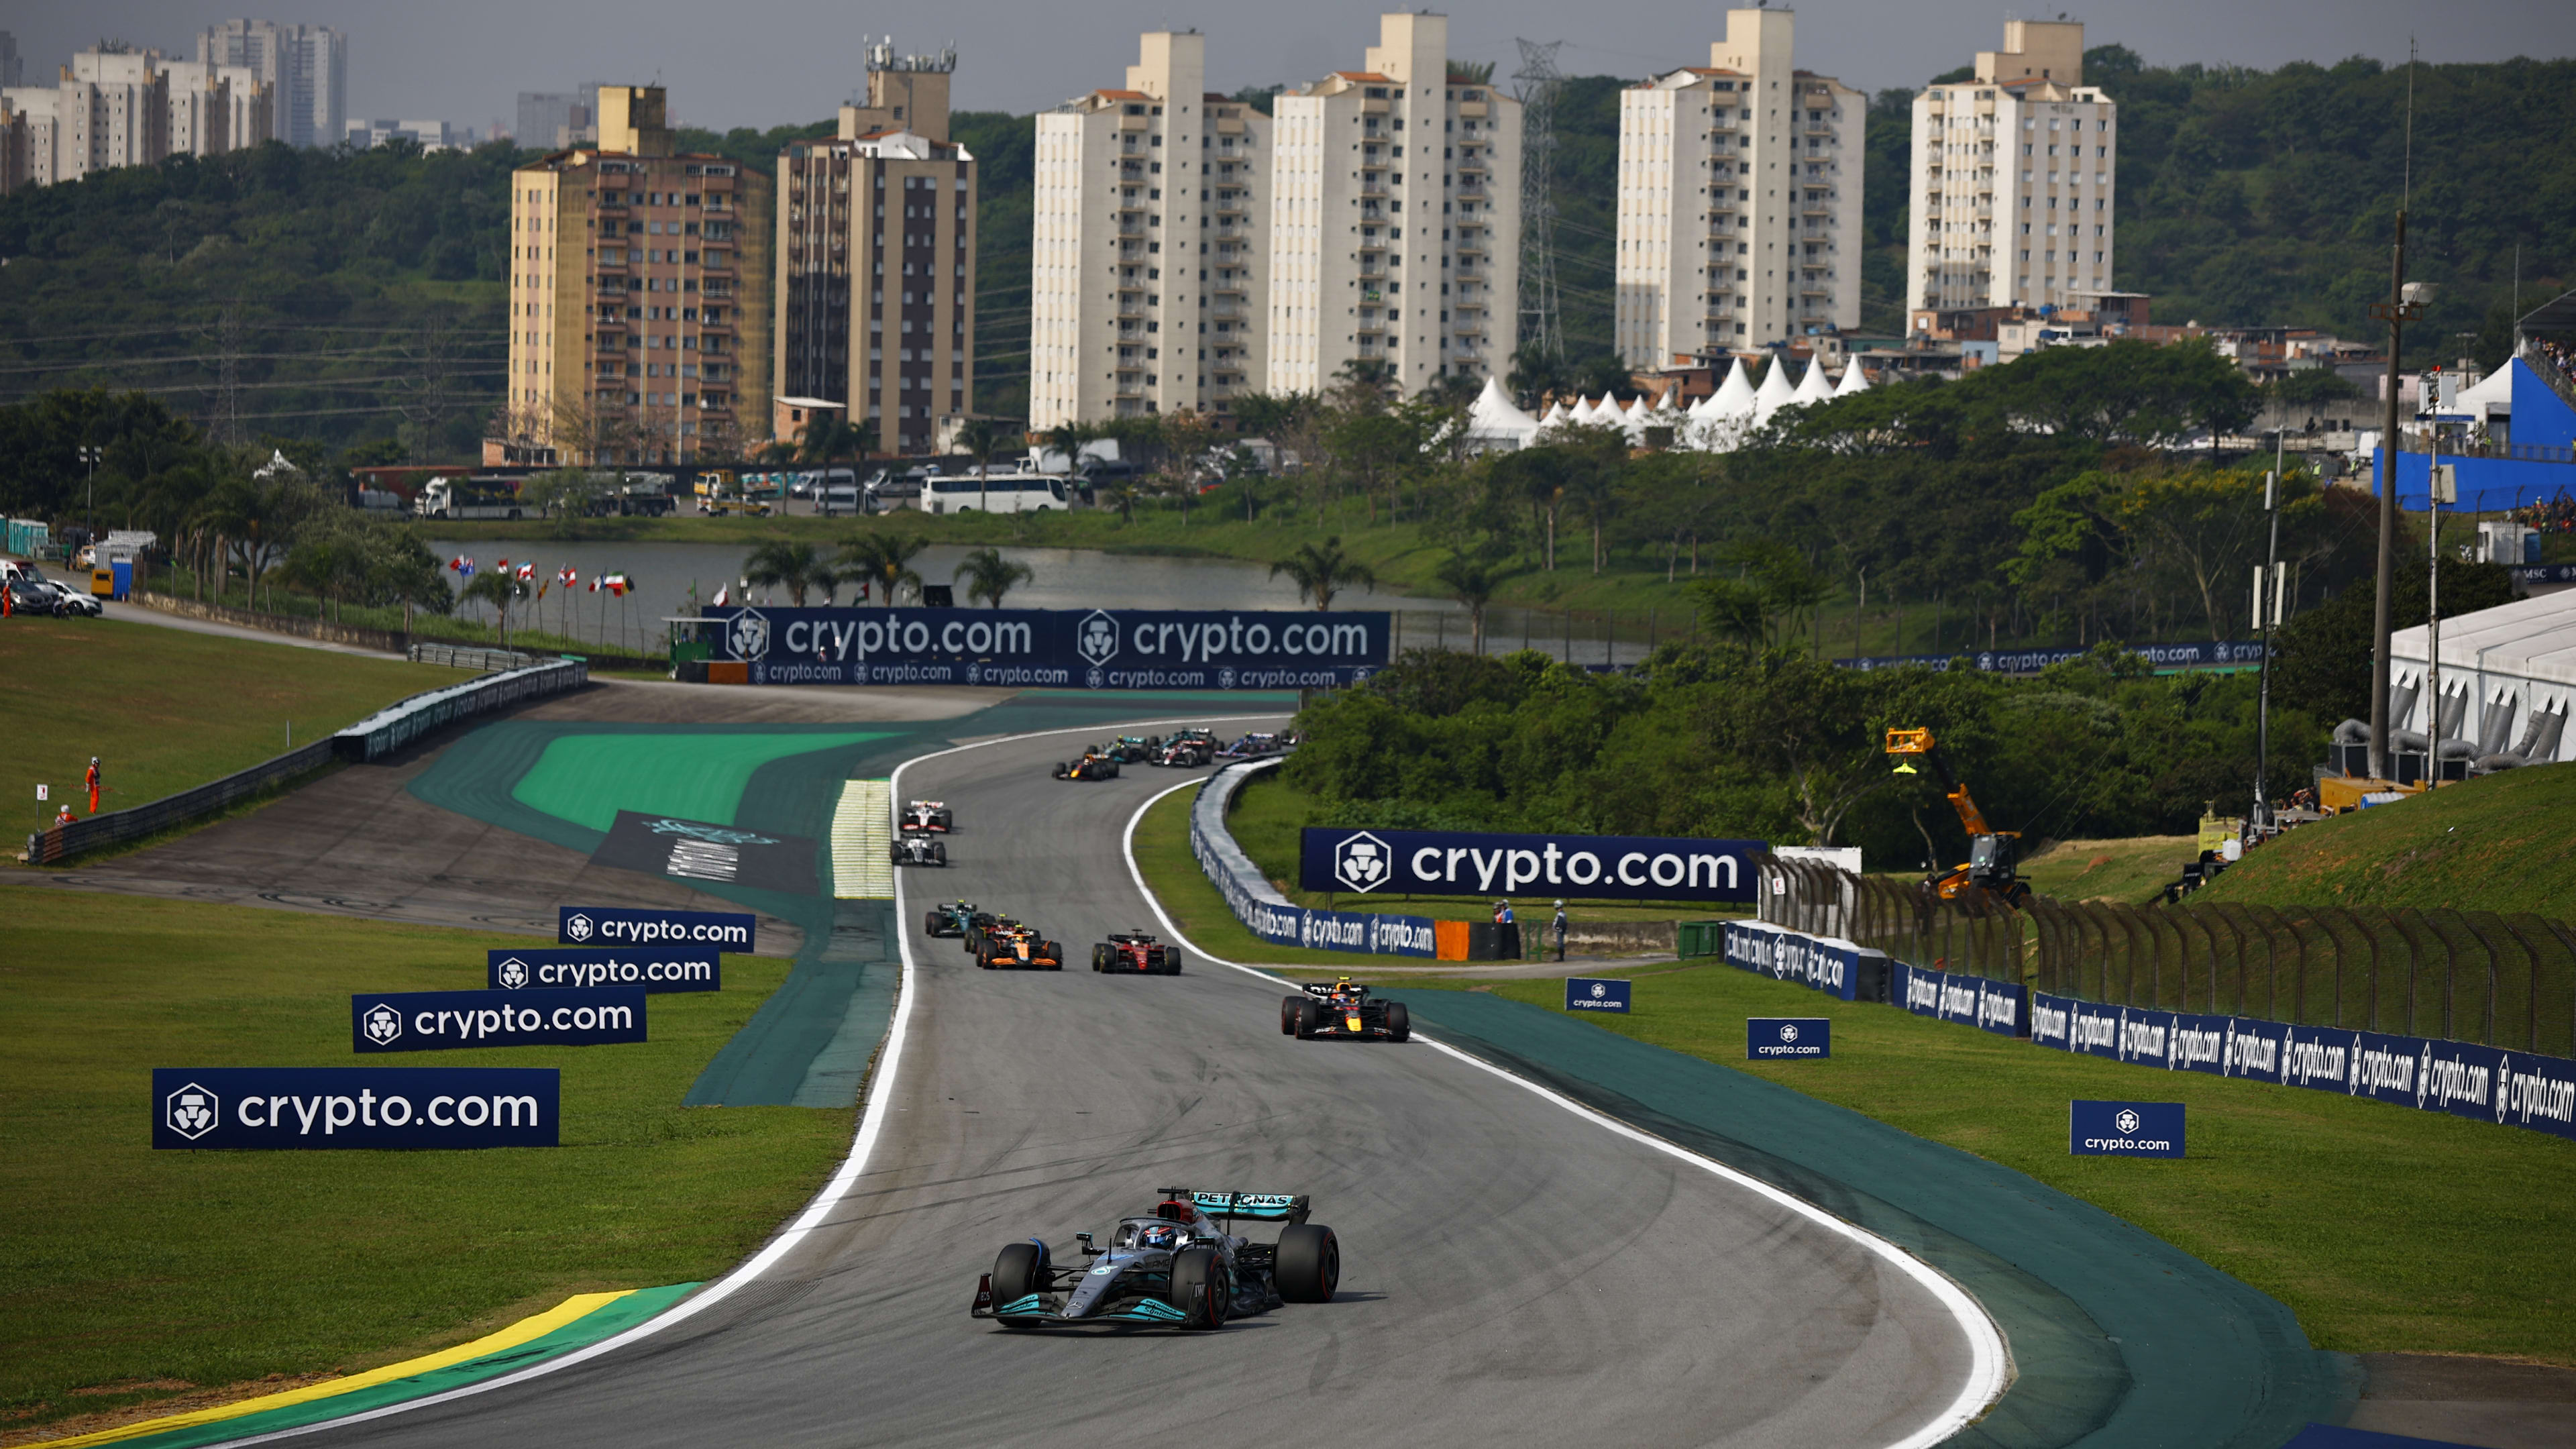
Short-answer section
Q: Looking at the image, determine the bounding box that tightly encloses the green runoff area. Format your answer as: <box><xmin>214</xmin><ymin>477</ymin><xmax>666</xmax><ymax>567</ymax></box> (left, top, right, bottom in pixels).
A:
<box><xmin>0</xmin><ymin>616</ymin><xmax>476</xmax><ymax>857</ymax></box>
<box><xmin>0</xmin><ymin>891</ymin><xmax>848</xmax><ymax>1437</ymax></box>
<box><xmin>2198</xmin><ymin>763</ymin><xmax>2576</xmax><ymax>914</ymax></box>
<box><xmin>2009</xmin><ymin>835</ymin><xmax>2204</xmax><ymax>906</ymax></box>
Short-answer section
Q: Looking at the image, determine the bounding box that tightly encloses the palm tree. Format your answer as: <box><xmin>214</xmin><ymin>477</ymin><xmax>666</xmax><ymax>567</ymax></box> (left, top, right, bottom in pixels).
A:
<box><xmin>1042</xmin><ymin>419</ymin><xmax>1094</xmax><ymax>477</ymax></box>
<box><xmin>838</xmin><ymin>531</ymin><xmax>929</xmax><ymax>607</ymax></box>
<box><xmin>742</xmin><ymin>539</ymin><xmax>839</xmax><ymax>606</ymax></box>
<box><xmin>459</xmin><ymin>570</ymin><xmax>527</xmax><ymax>649</ymax></box>
<box><xmin>1269</xmin><ymin>535</ymin><xmax>1377</xmax><ymax>611</ymax></box>
<box><xmin>1434</xmin><ymin>548</ymin><xmax>1505</xmax><ymax>653</ymax></box>
<box><xmin>956</xmin><ymin>417</ymin><xmax>1013</xmax><ymax>513</ymax></box>
<box><xmin>953</xmin><ymin>547</ymin><xmax>1035</xmax><ymax>608</ymax></box>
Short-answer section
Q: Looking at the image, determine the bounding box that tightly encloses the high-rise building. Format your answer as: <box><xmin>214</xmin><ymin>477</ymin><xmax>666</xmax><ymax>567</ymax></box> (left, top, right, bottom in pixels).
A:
<box><xmin>1</xmin><ymin>32</ymin><xmax>23</xmax><ymax>89</ymax></box>
<box><xmin>1267</xmin><ymin>13</ymin><xmax>1520</xmax><ymax>396</ymax></box>
<box><xmin>516</xmin><ymin>91</ymin><xmax>594</xmax><ymax>150</ymax></box>
<box><xmin>196</xmin><ymin>20</ymin><xmax>343</xmax><ymax>148</ymax></box>
<box><xmin>158</xmin><ymin>58</ymin><xmax>273</xmax><ymax>156</ymax></box>
<box><xmin>1906</xmin><ymin>20</ymin><xmax>2116</xmax><ymax>315</ymax></box>
<box><xmin>1615</xmin><ymin>7</ymin><xmax>1862</xmax><ymax>366</ymax></box>
<box><xmin>1030</xmin><ymin>31</ymin><xmax>1269</xmax><ymax>429</ymax></box>
<box><xmin>774</xmin><ymin>41</ymin><xmax>975</xmax><ymax>456</ymax></box>
<box><xmin>500</xmin><ymin>85</ymin><xmax>775</xmax><ymax>466</ymax></box>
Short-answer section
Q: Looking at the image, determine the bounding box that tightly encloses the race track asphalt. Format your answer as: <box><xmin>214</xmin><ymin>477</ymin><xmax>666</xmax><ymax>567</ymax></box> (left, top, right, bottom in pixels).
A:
<box><xmin>280</xmin><ymin>723</ymin><xmax>1990</xmax><ymax>1449</ymax></box>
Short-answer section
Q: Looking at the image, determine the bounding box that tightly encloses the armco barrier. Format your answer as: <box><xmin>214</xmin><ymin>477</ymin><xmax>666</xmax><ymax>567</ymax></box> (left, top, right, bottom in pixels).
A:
<box><xmin>25</xmin><ymin>659</ymin><xmax>586</xmax><ymax>864</ymax></box>
<box><xmin>1189</xmin><ymin>759</ymin><xmax>1438</xmax><ymax>957</ymax></box>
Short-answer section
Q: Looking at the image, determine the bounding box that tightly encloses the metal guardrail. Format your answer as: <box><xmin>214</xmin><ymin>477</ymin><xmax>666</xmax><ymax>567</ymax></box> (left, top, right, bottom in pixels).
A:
<box><xmin>407</xmin><ymin>642</ymin><xmax>539</xmax><ymax>672</ymax></box>
<box><xmin>25</xmin><ymin>659</ymin><xmax>589</xmax><ymax>864</ymax></box>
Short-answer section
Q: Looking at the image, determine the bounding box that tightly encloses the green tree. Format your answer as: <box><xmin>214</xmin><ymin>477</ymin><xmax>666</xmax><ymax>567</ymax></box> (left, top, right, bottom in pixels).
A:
<box><xmin>458</xmin><ymin>569</ymin><xmax>529</xmax><ymax>649</ymax></box>
<box><xmin>1432</xmin><ymin>547</ymin><xmax>1507</xmax><ymax>653</ymax></box>
<box><xmin>953</xmin><ymin>546</ymin><xmax>1035</xmax><ymax>608</ymax></box>
<box><xmin>1269</xmin><ymin>535</ymin><xmax>1377</xmax><ymax>611</ymax></box>
<box><xmin>955</xmin><ymin>417</ymin><xmax>1014</xmax><ymax>513</ymax></box>
<box><xmin>838</xmin><ymin>531</ymin><xmax>928</xmax><ymax>606</ymax></box>
<box><xmin>742</xmin><ymin>539</ymin><xmax>839</xmax><ymax>606</ymax></box>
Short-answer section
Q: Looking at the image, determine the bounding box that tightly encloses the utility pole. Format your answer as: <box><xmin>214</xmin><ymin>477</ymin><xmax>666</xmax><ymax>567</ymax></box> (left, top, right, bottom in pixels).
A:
<box><xmin>2255</xmin><ymin>437</ymin><xmax>2284</xmax><ymax>830</ymax></box>
<box><xmin>2364</xmin><ymin>44</ymin><xmax>2422</xmax><ymax>784</ymax></box>
<box><xmin>78</xmin><ymin>445</ymin><xmax>103</xmax><ymax>547</ymax></box>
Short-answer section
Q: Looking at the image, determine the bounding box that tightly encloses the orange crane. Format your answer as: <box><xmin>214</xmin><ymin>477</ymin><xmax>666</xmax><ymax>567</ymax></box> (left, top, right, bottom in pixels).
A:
<box><xmin>1886</xmin><ymin>727</ymin><xmax>2031</xmax><ymax>907</ymax></box>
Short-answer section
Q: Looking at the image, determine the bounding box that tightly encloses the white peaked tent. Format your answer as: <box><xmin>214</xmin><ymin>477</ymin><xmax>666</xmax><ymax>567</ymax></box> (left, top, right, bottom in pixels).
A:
<box><xmin>1752</xmin><ymin>356</ymin><xmax>1799</xmax><ymax>424</ymax></box>
<box><xmin>1709</xmin><ymin>356</ymin><xmax>1758</xmax><ymax>421</ymax></box>
<box><xmin>1792</xmin><ymin>357</ymin><xmax>1837</xmax><ymax>407</ymax></box>
<box><xmin>1576</xmin><ymin>394</ymin><xmax>1616</xmax><ymax>427</ymax></box>
<box><xmin>1464</xmin><ymin>375</ymin><xmax>1540</xmax><ymax>451</ymax></box>
<box><xmin>1653</xmin><ymin>387</ymin><xmax>1680</xmax><ymax>415</ymax></box>
<box><xmin>1620</xmin><ymin>395</ymin><xmax>1652</xmax><ymax>439</ymax></box>
<box><xmin>1538</xmin><ymin>400</ymin><xmax>1571</xmax><ymax>431</ymax></box>
<box><xmin>1833</xmin><ymin>358</ymin><xmax>1872</xmax><ymax>398</ymax></box>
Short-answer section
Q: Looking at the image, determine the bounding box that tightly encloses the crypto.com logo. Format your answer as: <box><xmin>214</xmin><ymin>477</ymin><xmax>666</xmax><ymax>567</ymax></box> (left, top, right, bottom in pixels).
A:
<box><xmin>362</xmin><ymin>1003</ymin><xmax>404</xmax><ymax>1044</ymax></box>
<box><xmin>2115</xmin><ymin>1108</ymin><xmax>2142</xmax><ymax>1134</ymax></box>
<box><xmin>166</xmin><ymin>1081</ymin><xmax>220</xmax><ymax>1140</ymax></box>
<box><xmin>1331</xmin><ymin>831</ymin><xmax>1392</xmax><ymax>894</ymax></box>
<box><xmin>496</xmin><ymin>957</ymin><xmax>531</xmax><ymax>989</ymax></box>
<box><xmin>1590</xmin><ymin>981</ymin><xmax>1609</xmax><ymax>1001</ymax></box>
<box><xmin>565</xmin><ymin>913</ymin><xmax>595</xmax><ymax>943</ymax></box>
<box><xmin>1779</xmin><ymin>1022</ymin><xmax>1800</xmax><ymax>1042</ymax></box>
<box><xmin>727</xmin><ymin>608</ymin><xmax>771</xmax><ymax>661</ymax></box>
<box><xmin>1075</xmin><ymin>610</ymin><xmax>1120</xmax><ymax>667</ymax></box>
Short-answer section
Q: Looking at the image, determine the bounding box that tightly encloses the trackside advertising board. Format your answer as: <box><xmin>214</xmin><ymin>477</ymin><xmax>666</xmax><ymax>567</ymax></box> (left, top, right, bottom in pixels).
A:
<box><xmin>2031</xmin><ymin>991</ymin><xmax>2576</xmax><ymax>1140</ymax></box>
<box><xmin>154</xmin><ymin>1067</ymin><xmax>558</xmax><ymax>1149</ymax></box>
<box><xmin>700</xmin><ymin>606</ymin><xmax>1389</xmax><ymax>690</ymax></box>
<box><xmin>1719</xmin><ymin>920</ymin><xmax>1890</xmax><ymax>1002</ymax></box>
<box><xmin>559</xmin><ymin>906</ymin><xmax>755</xmax><ymax>951</ymax></box>
<box><xmin>354</xmin><ymin>988</ymin><xmax>646</xmax><ymax>1053</ymax></box>
<box><xmin>1303</xmin><ymin>828</ymin><xmax>1763</xmax><ymax>904</ymax></box>
<box><xmin>1749</xmin><ymin>1018</ymin><xmax>1831</xmax><ymax>1059</ymax></box>
<box><xmin>1565</xmin><ymin>977</ymin><xmax>1631</xmax><ymax>1013</ymax></box>
<box><xmin>489</xmin><ymin>947</ymin><xmax>721</xmax><ymax>993</ymax></box>
<box><xmin>1894</xmin><ymin>960</ymin><xmax>2030</xmax><ymax>1037</ymax></box>
<box><xmin>2071</xmin><ymin>1100</ymin><xmax>2186</xmax><ymax>1157</ymax></box>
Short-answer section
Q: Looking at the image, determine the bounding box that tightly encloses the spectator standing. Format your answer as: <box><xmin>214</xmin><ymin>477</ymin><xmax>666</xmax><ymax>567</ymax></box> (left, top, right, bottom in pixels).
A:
<box><xmin>1552</xmin><ymin>901</ymin><xmax>1569</xmax><ymax>962</ymax></box>
<box><xmin>85</xmin><ymin>757</ymin><xmax>101</xmax><ymax>814</ymax></box>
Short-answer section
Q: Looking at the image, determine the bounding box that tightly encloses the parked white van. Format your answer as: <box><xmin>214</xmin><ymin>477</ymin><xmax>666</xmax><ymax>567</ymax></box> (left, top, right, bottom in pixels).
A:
<box><xmin>920</xmin><ymin>473</ymin><xmax>1069</xmax><ymax>515</ymax></box>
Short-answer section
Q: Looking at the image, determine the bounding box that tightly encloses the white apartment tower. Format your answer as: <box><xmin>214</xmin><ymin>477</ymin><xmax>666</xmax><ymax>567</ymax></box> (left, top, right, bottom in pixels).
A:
<box><xmin>196</xmin><ymin>19</ymin><xmax>341</xmax><ymax>148</ymax></box>
<box><xmin>1907</xmin><ymin>20</ymin><xmax>2116</xmax><ymax>314</ymax></box>
<box><xmin>1030</xmin><ymin>32</ymin><xmax>1269</xmax><ymax>429</ymax></box>
<box><xmin>1616</xmin><ymin>8</ymin><xmax>1862</xmax><ymax>367</ymax></box>
<box><xmin>1268</xmin><ymin>13</ymin><xmax>1520</xmax><ymax>396</ymax></box>
<box><xmin>775</xmin><ymin>42</ymin><xmax>977</xmax><ymax>456</ymax></box>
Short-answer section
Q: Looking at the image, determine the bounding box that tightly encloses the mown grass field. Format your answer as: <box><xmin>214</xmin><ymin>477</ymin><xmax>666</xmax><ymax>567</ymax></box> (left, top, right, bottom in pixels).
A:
<box><xmin>1414</xmin><ymin>962</ymin><xmax>2576</xmax><ymax>1362</ymax></box>
<box><xmin>2016</xmin><ymin>834</ymin><xmax>2203</xmax><ymax>906</ymax></box>
<box><xmin>0</xmin><ymin>892</ymin><xmax>849</xmax><ymax>1436</ymax></box>
<box><xmin>0</xmin><ymin>618</ymin><xmax>475</xmax><ymax>852</ymax></box>
<box><xmin>2199</xmin><ymin>763</ymin><xmax>2576</xmax><ymax>915</ymax></box>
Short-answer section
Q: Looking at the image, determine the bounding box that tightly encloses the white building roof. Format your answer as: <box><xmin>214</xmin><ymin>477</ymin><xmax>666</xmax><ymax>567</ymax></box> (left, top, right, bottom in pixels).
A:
<box><xmin>2392</xmin><ymin>588</ymin><xmax>2576</xmax><ymax>691</ymax></box>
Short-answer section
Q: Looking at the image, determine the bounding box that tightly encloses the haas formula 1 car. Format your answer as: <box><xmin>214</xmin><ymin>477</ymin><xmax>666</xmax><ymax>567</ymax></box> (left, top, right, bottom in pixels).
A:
<box><xmin>892</xmin><ymin>834</ymin><xmax>948</xmax><ymax>867</ymax></box>
<box><xmin>971</xmin><ymin>1189</ymin><xmax>1340</xmax><ymax>1330</ymax></box>
<box><xmin>1052</xmin><ymin>746</ymin><xmax>1122</xmax><ymax>782</ymax></box>
<box><xmin>1281</xmin><ymin>977</ymin><xmax>1411</xmax><ymax>1042</ymax></box>
<box><xmin>900</xmin><ymin>800</ymin><xmax>953</xmax><ymax>833</ymax></box>
<box><xmin>977</xmin><ymin>920</ymin><xmax>1064</xmax><ymax>970</ymax></box>
<box><xmin>1092</xmin><ymin>929</ymin><xmax>1183</xmax><ymax>975</ymax></box>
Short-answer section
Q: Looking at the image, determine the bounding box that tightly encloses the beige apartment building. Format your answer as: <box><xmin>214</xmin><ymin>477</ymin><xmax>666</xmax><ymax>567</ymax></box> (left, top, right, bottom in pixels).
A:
<box><xmin>2</xmin><ymin>47</ymin><xmax>168</xmax><ymax>188</ymax></box>
<box><xmin>775</xmin><ymin>41</ymin><xmax>976</xmax><ymax>455</ymax></box>
<box><xmin>1268</xmin><ymin>13</ymin><xmax>1520</xmax><ymax>396</ymax></box>
<box><xmin>1615</xmin><ymin>7</ymin><xmax>1862</xmax><ymax>366</ymax></box>
<box><xmin>1029</xmin><ymin>32</ymin><xmax>1269</xmax><ymax>429</ymax></box>
<box><xmin>1907</xmin><ymin>20</ymin><xmax>2117</xmax><ymax>315</ymax></box>
<box><xmin>158</xmin><ymin>58</ymin><xmax>273</xmax><ymax>157</ymax></box>
<box><xmin>501</xmin><ymin>85</ymin><xmax>774</xmax><ymax>466</ymax></box>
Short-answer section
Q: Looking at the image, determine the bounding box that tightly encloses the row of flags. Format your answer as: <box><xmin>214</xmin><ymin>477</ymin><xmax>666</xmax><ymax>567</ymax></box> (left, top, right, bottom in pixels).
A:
<box><xmin>444</xmin><ymin>557</ymin><xmax>633</xmax><ymax>596</ymax></box>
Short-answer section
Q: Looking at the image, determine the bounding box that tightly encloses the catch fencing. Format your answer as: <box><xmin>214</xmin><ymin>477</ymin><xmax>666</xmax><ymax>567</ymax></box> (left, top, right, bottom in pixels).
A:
<box><xmin>1761</xmin><ymin>859</ymin><xmax>2576</xmax><ymax>1061</ymax></box>
<box><xmin>25</xmin><ymin>659</ymin><xmax>588</xmax><ymax>864</ymax></box>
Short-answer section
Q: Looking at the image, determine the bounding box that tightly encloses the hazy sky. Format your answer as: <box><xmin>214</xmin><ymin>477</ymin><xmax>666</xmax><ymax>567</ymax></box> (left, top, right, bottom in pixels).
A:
<box><xmin>15</xmin><ymin>0</ymin><xmax>2576</xmax><ymax>134</ymax></box>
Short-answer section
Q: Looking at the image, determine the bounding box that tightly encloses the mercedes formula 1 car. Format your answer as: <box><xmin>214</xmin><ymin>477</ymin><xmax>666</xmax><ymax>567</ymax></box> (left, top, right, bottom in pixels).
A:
<box><xmin>925</xmin><ymin>900</ymin><xmax>990</xmax><ymax>938</ymax></box>
<box><xmin>1150</xmin><ymin>729</ymin><xmax>1216</xmax><ymax>767</ymax></box>
<box><xmin>1052</xmin><ymin>747</ymin><xmax>1122</xmax><ymax>781</ymax></box>
<box><xmin>977</xmin><ymin>920</ymin><xmax>1064</xmax><ymax>970</ymax></box>
<box><xmin>892</xmin><ymin>834</ymin><xmax>949</xmax><ymax>867</ymax></box>
<box><xmin>971</xmin><ymin>1189</ymin><xmax>1340</xmax><ymax>1330</ymax></box>
<box><xmin>900</xmin><ymin>799</ymin><xmax>953</xmax><ymax>833</ymax></box>
<box><xmin>1281</xmin><ymin>978</ymin><xmax>1411</xmax><ymax>1042</ymax></box>
<box><xmin>1092</xmin><ymin>930</ymin><xmax>1183</xmax><ymax>975</ymax></box>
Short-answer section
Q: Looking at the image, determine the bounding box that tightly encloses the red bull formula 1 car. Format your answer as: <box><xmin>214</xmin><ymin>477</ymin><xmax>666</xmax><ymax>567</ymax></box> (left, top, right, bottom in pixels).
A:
<box><xmin>977</xmin><ymin>920</ymin><xmax>1064</xmax><ymax>970</ymax></box>
<box><xmin>1092</xmin><ymin>930</ymin><xmax>1183</xmax><ymax>975</ymax></box>
<box><xmin>1281</xmin><ymin>978</ymin><xmax>1411</xmax><ymax>1042</ymax></box>
<box><xmin>1051</xmin><ymin>747</ymin><xmax>1122</xmax><ymax>781</ymax></box>
<box><xmin>970</xmin><ymin>1189</ymin><xmax>1340</xmax><ymax>1330</ymax></box>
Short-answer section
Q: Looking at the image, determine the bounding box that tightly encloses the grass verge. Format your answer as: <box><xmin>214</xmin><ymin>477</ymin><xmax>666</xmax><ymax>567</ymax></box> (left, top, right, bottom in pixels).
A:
<box><xmin>1389</xmin><ymin>962</ymin><xmax>2576</xmax><ymax>1364</ymax></box>
<box><xmin>2200</xmin><ymin>763</ymin><xmax>2576</xmax><ymax>914</ymax></box>
<box><xmin>0</xmin><ymin>892</ymin><xmax>851</xmax><ymax>1435</ymax></box>
<box><xmin>2016</xmin><ymin>834</ymin><xmax>2200</xmax><ymax>906</ymax></box>
<box><xmin>1</xmin><ymin>618</ymin><xmax>475</xmax><ymax>855</ymax></box>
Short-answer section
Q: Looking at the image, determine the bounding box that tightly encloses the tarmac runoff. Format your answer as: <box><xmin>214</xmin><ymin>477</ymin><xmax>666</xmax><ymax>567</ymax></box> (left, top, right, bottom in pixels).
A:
<box><xmin>252</xmin><ymin>721</ymin><xmax>1993</xmax><ymax>1449</ymax></box>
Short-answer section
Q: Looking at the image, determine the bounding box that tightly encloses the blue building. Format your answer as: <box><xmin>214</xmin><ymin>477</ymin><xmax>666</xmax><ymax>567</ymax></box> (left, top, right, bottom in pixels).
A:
<box><xmin>2373</xmin><ymin>288</ymin><xmax>2576</xmax><ymax>515</ymax></box>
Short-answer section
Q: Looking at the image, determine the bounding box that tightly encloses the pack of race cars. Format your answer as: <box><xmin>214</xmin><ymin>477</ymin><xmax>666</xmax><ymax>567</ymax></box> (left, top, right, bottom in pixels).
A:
<box><xmin>1050</xmin><ymin>727</ymin><xmax>1288</xmax><ymax>780</ymax></box>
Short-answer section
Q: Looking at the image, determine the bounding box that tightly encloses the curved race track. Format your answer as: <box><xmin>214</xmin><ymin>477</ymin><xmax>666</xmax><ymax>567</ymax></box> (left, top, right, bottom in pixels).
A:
<box><xmin>278</xmin><ymin>720</ymin><xmax>1994</xmax><ymax>1449</ymax></box>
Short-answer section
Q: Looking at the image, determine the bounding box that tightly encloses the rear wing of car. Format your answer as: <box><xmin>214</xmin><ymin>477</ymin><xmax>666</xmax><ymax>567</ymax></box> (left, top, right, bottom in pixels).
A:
<box><xmin>1298</xmin><ymin>981</ymin><xmax>1368</xmax><ymax>1000</ymax></box>
<box><xmin>1166</xmin><ymin>1189</ymin><xmax>1311</xmax><ymax>1224</ymax></box>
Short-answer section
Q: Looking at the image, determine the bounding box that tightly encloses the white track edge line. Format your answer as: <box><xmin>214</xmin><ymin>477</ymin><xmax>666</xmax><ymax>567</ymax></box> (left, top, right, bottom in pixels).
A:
<box><xmin>1118</xmin><ymin>775</ymin><xmax>2012</xmax><ymax>1449</ymax></box>
<box><xmin>213</xmin><ymin>712</ymin><xmax>1289</xmax><ymax>1447</ymax></box>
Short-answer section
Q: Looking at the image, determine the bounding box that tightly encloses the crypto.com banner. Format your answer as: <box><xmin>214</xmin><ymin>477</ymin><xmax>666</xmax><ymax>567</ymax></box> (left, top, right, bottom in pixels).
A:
<box><xmin>698</xmin><ymin>606</ymin><xmax>1389</xmax><ymax>690</ymax></box>
<box><xmin>154</xmin><ymin>1067</ymin><xmax>558</xmax><ymax>1149</ymax></box>
<box><xmin>1302</xmin><ymin>827</ymin><xmax>1763</xmax><ymax>904</ymax></box>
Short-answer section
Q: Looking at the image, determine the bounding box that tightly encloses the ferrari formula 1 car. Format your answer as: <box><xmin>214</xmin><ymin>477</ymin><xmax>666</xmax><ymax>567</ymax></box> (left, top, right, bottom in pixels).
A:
<box><xmin>1092</xmin><ymin>930</ymin><xmax>1183</xmax><ymax>975</ymax></box>
<box><xmin>924</xmin><ymin>900</ymin><xmax>989</xmax><ymax>938</ymax></box>
<box><xmin>1150</xmin><ymin>729</ymin><xmax>1216</xmax><ymax>767</ymax></box>
<box><xmin>971</xmin><ymin>1189</ymin><xmax>1340</xmax><ymax>1330</ymax></box>
<box><xmin>1281</xmin><ymin>978</ymin><xmax>1411</xmax><ymax>1042</ymax></box>
<box><xmin>900</xmin><ymin>800</ymin><xmax>953</xmax><ymax>833</ymax></box>
<box><xmin>892</xmin><ymin>835</ymin><xmax>948</xmax><ymax>867</ymax></box>
<box><xmin>1052</xmin><ymin>747</ymin><xmax>1122</xmax><ymax>781</ymax></box>
<box><xmin>977</xmin><ymin>921</ymin><xmax>1064</xmax><ymax>970</ymax></box>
